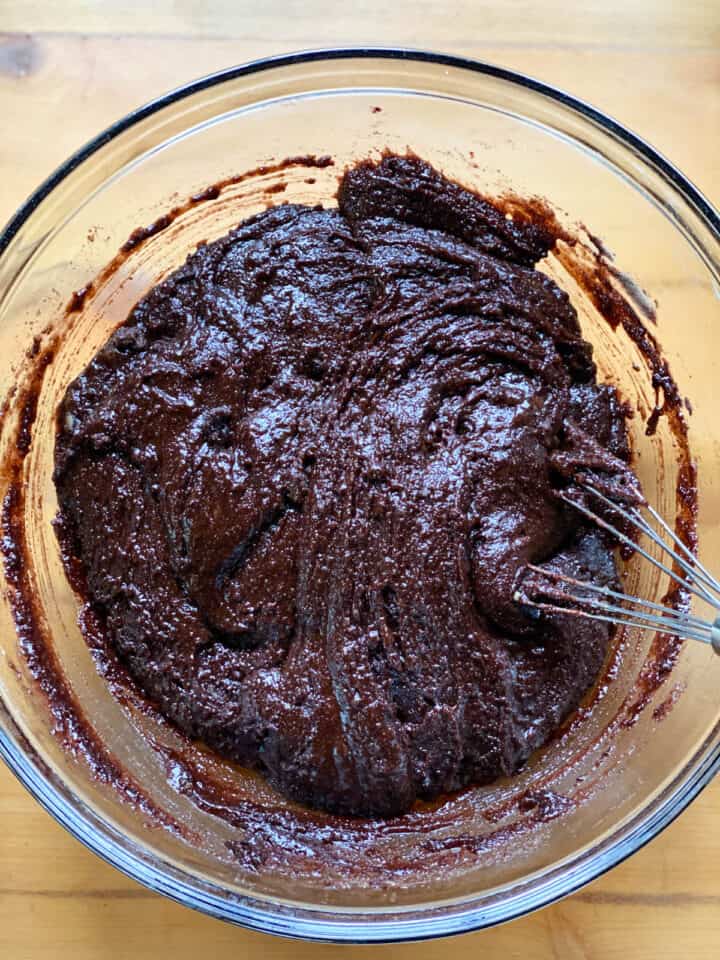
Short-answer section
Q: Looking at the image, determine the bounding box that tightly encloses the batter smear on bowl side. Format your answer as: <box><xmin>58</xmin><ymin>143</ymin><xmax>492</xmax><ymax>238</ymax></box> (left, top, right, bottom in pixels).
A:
<box><xmin>54</xmin><ymin>155</ymin><xmax>640</xmax><ymax>817</ymax></box>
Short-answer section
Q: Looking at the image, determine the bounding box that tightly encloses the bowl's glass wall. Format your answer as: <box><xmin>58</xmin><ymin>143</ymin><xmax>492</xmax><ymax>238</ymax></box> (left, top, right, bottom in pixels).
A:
<box><xmin>0</xmin><ymin>54</ymin><xmax>718</xmax><ymax>939</ymax></box>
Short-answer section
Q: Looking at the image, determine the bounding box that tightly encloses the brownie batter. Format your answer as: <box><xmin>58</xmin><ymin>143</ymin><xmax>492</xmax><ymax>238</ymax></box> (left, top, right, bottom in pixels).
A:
<box><xmin>54</xmin><ymin>155</ymin><xmax>640</xmax><ymax>818</ymax></box>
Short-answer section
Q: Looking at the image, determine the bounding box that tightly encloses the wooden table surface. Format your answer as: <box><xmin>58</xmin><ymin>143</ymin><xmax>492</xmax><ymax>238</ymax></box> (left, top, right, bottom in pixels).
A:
<box><xmin>1</xmin><ymin>2</ymin><xmax>718</xmax><ymax>957</ymax></box>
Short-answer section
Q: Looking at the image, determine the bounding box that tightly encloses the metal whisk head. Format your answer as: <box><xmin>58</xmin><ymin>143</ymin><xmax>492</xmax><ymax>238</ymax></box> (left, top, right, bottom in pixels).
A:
<box><xmin>515</xmin><ymin>481</ymin><xmax>720</xmax><ymax>655</ymax></box>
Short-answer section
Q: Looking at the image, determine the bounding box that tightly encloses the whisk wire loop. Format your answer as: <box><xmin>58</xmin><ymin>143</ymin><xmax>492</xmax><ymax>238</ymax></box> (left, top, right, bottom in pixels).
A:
<box><xmin>515</xmin><ymin>482</ymin><xmax>720</xmax><ymax>656</ymax></box>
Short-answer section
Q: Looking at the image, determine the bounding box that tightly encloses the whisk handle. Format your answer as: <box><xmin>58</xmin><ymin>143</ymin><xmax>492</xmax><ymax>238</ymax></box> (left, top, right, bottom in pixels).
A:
<box><xmin>712</xmin><ymin>619</ymin><xmax>720</xmax><ymax>656</ymax></box>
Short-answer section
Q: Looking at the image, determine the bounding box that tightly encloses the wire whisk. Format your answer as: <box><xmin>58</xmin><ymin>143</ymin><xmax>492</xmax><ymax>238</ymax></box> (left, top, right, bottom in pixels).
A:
<box><xmin>514</xmin><ymin>481</ymin><xmax>720</xmax><ymax>655</ymax></box>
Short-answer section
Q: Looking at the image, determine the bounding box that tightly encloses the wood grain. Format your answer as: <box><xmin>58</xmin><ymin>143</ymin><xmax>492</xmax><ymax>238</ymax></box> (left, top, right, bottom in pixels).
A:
<box><xmin>3</xmin><ymin>0</ymin><xmax>719</xmax><ymax>48</ymax></box>
<box><xmin>0</xmin><ymin>1</ymin><xmax>719</xmax><ymax>957</ymax></box>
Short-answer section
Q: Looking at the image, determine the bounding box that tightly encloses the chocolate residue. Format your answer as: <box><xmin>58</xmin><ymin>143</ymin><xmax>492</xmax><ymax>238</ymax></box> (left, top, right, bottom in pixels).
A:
<box><xmin>190</xmin><ymin>185</ymin><xmax>221</xmax><ymax>204</ymax></box>
<box><xmin>122</xmin><ymin>214</ymin><xmax>174</xmax><ymax>253</ymax></box>
<box><xmin>652</xmin><ymin>682</ymin><xmax>686</xmax><ymax>722</ymax></box>
<box><xmin>68</xmin><ymin>285</ymin><xmax>94</xmax><ymax>313</ymax></box>
<box><xmin>15</xmin><ymin>352</ymin><xmax>53</xmax><ymax>454</ymax></box>
<box><xmin>517</xmin><ymin>789</ymin><xmax>576</xmax><ymax>822</ymax></box>
<box><xmin>64</xmin><ymin>155</ymin><xmax>337</xmax><ymax>302</ymax></box>
<box><xmin>553</xmin><ymin>239</ymin><xmax>683</xmax><ymax>441</ymax></box>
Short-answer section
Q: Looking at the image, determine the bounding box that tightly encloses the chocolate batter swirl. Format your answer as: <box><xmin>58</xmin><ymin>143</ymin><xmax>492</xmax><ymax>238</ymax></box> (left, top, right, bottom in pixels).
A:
<box><xmin>55</xmin><ymin>156</ymin><xmax>638</xmax><ymax>817</ymax></box>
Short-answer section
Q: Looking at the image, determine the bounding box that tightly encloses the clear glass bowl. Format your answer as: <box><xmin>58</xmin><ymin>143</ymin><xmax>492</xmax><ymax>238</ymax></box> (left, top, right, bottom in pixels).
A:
<box><xmin>0</xmin><ymin>49</ymin><xmax>719</xmax><ymax>942</ymax></box>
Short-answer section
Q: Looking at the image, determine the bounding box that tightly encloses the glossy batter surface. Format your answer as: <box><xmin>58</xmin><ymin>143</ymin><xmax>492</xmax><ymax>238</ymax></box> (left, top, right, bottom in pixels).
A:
<box><xmin>55</xmin><ymin>156</ymin><xmax>638</xmax><ymax>817</ymax></box>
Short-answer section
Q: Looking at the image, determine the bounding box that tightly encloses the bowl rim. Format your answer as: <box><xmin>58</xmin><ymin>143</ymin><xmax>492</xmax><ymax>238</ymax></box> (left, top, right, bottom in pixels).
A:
<box><xmin>0</xmin><ymin>46</ymin><xmax>718</xmax><ymax>943</ymax></box>
<box><xmin>2</xmin><ymin>46</ymin><xmax>718</xmax><ymax>255</ymax></box>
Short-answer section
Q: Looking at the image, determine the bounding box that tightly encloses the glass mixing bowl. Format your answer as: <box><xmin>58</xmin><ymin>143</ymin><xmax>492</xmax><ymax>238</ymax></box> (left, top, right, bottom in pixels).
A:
<box><xmin>0</xmin><ymin>49</ymin><xmax>719</xmax><ymax>942</ymax></box>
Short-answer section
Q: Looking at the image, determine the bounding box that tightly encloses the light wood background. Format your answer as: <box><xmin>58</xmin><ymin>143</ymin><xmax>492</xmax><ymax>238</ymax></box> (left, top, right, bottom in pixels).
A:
<box><xmin>1</xmin><ymin>2</ymin><xmax>718</xmax><ymax>957</ymax></box>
